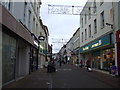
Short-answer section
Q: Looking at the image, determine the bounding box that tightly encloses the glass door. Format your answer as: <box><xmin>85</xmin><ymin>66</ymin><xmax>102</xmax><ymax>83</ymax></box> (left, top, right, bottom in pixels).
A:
<box><xmin>2</xmin><ymin>33</ymin><xmax>16</xmax><ymax>84</ymax></box>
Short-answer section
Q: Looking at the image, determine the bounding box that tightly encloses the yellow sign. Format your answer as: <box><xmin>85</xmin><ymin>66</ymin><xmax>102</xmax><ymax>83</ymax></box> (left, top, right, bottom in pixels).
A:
<box><xmin>91</xmin><ymin>40</ymin><xmax>102</xmax><ymax>48</ymax></box>
<box><xmin>83</xmin><ymin>46</ymin><xmax>89</xmax><ymax>51</ymax></box>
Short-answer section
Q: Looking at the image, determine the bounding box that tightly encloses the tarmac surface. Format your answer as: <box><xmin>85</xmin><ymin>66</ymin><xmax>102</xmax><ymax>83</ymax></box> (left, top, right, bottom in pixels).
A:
<box><xmin>2</xmin><ymin>64</ymin><xmax>120</xmax><ymax>88</ymax></box>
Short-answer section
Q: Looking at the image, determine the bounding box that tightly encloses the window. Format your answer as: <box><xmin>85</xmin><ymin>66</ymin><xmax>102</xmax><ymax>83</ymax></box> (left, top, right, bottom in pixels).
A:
<box><xmin>8</xmin><ymin>0</ymin><xmax>12</xmax><ymax>12</ymax></box>
<box><xmin>23</xmin><ymin>2</ymin><xmax>27</xmax><ymax>23</ymax></box>
<box><xmin>85</xmin><ymin>29</ymin><xmax>87</xmax><ymax>40</ymax></box>
<box><xmin>89</xmin><ymin>25</ymin><xmax>91</xmax><ymax>37</ymax></box>
<box><xmin>8</xmin><ymin>2</ymin><xmax>11</xmax><ymax>11</ymax></box>
<box><xmin>85</xmin><ymin>14</ymin><xmax>87</xmax><ymax>24</ymax></box>
<box><xmin>100</xmin><ymin>0</ymin><xmax>104</xmax><ymax>6</ymax></box>
<box><xmin>28</xmin><ymin>10</ymin><xmax>31</xmax><ymax>30</ymax></box>
<box><xmin>94</xmin><ymin>19</ymin><xmax>97</xmax><ymax>34</ymax></box>
<box><xmin>37</xmin><ymin>6</ymin><xmax>39</xmax><ymax>16</ymax></box>
<box><xmin>88</xmin><ymin>7</ymin><xmax>91</xmax><ymax>19</ymax></box>
<box><xmin>81</xmin><ymin>18</ymin><xmax>83</xmax><ymax>28</ymax></box>
<box><xmin>82</xmin><ymin>32</ymin><xmax>83</xmax><ymax>42</ymax></box>
<box><xmin>93</xmin><ymin>0</ymin><xmax>96</xmax><ymax>13</ymax></box>
<box><xmin>36</xmin><ymin>23</ymin><xmax>38</xmax><ymax>35</ymax></box>
<box><xmin>32</xmin><ymin>18</ymin><xmax>35</xmax><ymax>33</ymax></box>
<box><xmin>101</xmin><ymin>11</ymin><xmax>105</xmax><ymax>29</ymax></box>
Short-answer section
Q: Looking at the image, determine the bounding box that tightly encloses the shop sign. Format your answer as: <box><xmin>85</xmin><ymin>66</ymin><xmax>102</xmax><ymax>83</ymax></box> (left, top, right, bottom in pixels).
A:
<box><xmin>34</xmin><ymin>40</ymin><xmax>39</xmax><ymax>47</ymax></box>
<box><xmin>83</xmin><ymin>46</ymin><xmax>89</xmax><ymax>51</ymax></box>
<box><xmin>80</xmin><ymin>34</ymin><xmax>110</xmax><ymax>53</ymax></box>
<box><xmin>116</xmin><ymin>30</ymin><xmax>120</xmax><ymax>42</ymax></box>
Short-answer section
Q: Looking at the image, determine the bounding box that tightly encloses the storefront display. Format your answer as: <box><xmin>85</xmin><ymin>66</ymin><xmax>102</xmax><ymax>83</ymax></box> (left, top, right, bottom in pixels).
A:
<box><xmin>102</xmin><ymin>48</ymin><xmax>115</xmax><ymax>71</ymax></box>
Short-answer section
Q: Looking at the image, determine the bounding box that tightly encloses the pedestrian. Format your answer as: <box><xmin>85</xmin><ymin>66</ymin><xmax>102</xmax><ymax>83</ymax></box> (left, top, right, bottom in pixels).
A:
<box><xmin>86</xmin><ymin>60</ymin><xmax>91</xmax><ymax>71</ymax></box>
<box><xmin>79</xmin><ymin>60</ymin><xmax>83</xmax><ymax>67</ymax></box>
<box><xmin>59</xmin><ymin>60</ymin><xmax>62</xmax><ymax>67</ymax></box>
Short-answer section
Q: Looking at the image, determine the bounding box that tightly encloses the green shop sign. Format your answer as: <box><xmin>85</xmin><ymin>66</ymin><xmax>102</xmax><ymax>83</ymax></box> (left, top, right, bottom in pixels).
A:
<box><xmin>80</xmin><ymin>34</ymin><xmax>110</xmax><ymax>53</ymax></box>
<box><xmin>39</xmin><ymin>45</ymin><xmax>47</xmax><ymax>54</ymax></box>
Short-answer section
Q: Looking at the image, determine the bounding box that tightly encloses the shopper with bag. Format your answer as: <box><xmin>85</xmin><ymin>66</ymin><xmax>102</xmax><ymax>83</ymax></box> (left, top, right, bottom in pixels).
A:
<box><xmin>86</xmin><ymin>60</ymin><xmax>92</xmax><ymax>72</ymax></box>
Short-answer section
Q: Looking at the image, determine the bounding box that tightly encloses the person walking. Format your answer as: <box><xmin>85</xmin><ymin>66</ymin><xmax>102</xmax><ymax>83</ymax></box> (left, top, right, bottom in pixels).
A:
<box><xmin>86</xmin><ymin>60</ymin><xmax>91</xmax><ymax>71</ymax></box>
<box><xmin>59</xmin><ymin>59</ymin><xmax>62</xmax><ymax>67</ymax></box>
<box><xmin>80</xmin><ymin>60</ymin><xmax>83</xmax><ymax>67</ymax></box>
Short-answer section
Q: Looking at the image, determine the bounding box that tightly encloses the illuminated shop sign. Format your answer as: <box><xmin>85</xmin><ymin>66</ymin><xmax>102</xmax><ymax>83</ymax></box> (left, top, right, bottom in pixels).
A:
<box><xmin>83</xmin><ymin>46</ymin><xmax>89</xmax><ymax>51</ymax></box>
<box><xmin>91</xmin><ymin>40</ymin><xmax>102</xmax><ymax>48</ymax></box>
<box><xmin>80</xmin><ymin>34</ymin><xmax>110</xmax><ymax>53</ymax></box>
<box><xmin>34</xmin><ymin>40</ymin><xmax>39</xmax><ymax>47</ymax></box>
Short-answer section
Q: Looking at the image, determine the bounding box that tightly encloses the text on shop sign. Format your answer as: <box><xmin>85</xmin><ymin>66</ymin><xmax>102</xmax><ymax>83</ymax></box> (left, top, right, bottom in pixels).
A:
<box><xmin>80</xmin><ymin>34</ymin><xmax>110</xmax><ymax>53</ymax></box>
<box><xmin>91</xmin><ymin>40</ymin><xmax>102</xmax><ymax>48</ymax></box>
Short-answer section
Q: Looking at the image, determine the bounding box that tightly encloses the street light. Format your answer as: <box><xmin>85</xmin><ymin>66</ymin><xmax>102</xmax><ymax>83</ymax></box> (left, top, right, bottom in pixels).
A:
<box><xmin>38</xmin><ymin>36</ymin><xmax>45</xmax><ymax>41</ymax></box>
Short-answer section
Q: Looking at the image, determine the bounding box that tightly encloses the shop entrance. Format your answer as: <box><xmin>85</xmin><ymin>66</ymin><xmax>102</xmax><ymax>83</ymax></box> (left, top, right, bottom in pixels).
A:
<box><xmin>92</xmin><ymin>51</ymin><xmax>101</xmax><ymax>69</ymax></box>
<box><xmin>2</xmin><ymin>32</ymin><xmax>16</xmax><ymax>84</ymax></box>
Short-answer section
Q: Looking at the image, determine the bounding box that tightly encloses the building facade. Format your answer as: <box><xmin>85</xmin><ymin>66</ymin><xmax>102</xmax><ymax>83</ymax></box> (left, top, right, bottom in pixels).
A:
<box><xmin>1</xmin><ymin>0</ymin><xmax>50</xmax><ymax>86</ymax></box>
<box><xmin>72</xmin><ymin>28</ymin><xmax>80</xmax><ymax>65</ymax></box>
<box><xmin>80</xmin><ymin>1</ymin><xmax>116</xmax><ymax>73</ymax></box>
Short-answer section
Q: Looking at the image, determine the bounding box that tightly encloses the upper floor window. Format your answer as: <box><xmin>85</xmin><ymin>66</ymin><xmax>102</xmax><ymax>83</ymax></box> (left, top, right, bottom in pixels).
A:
<box><xmin>100</xmin><ymin>0</ymin><xmax>104</xmax><ymax>6</ymax></box>
<box><xmin>85</xmin><ymin>14</ymin><xmax>87</xmax><ymax>24</ymax></box>
<box><xmin>81</xmin><ymin>18</ymin><xmax>83</xmax><ymax>28</ymax></box>
<box><xmin>8</xmin><ymin>0</ymin><xmax>13</xmax><ymax>12</ymax></box>
<box><xmin>88</xmin><ymin>7</ymin><xmax>91</xmax><ymax>19</ymax></box>
<box><xmin>94</xmin><ymin>19</ymin><xmax>97</xmax><ymax>34</ymax></box>
<box><xmin>82</xmin><ymin>32</ymin><xmax>83</xmax><ymax>42</ymax></box>
<box><xmin>23</xmin><ymin>2</ymin><xmax>27</xmax><ymax>23</ymax></box>
<box><xmin>32</xmin><ymin>17</ymin><xmax>35</xmax><ymax>32</ymax></box>
<box><xmin>93</xmin><ymin>0</ymin><xmax>96</xmax><ymax>13</ymax></box>
<box><xmin>100</xmin><ymin>11</ymin><xmax>105</xmax><ymax>29</ymax></box>
<box><xmin>36</xmin><ymin>23</ymin><xmax>38</xmax><ymax>35</ymax></box>
<box><xmin>85</xmin><ymin>29</ymin><xmax>87</xmax><ymax>40</ymax></box>
<box><xmin>28</xmin><ymin>10</ymin><xmax>31</xmax><ymax>30</ymax></box>
<box><xmin>89</xmin><ymin>24</ymin><xmax>91</xmax><ymax>37</ymax></box>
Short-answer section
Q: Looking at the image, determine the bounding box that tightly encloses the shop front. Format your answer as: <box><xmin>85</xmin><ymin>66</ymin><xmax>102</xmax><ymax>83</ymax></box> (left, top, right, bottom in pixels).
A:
<box><xmin>92</xmin><ymin>51</ymin><xmax>101</xmax><ymax>69</ymax></box>
<box><xmin>2</xmin><ymin>32</ymin><xmax>17</xmax><ymax>85</ymax></box>
<box><xmin>102</xmin><ymin>48</ymin><xmax>115</xmax><ymax>71</ymax></box>
<box><xmin>1</xmin><ymin>5</ymin><xmax>34</xmax><ymax>86</ymax></box>
<box><xmin>116</xmin><ymin>30</ymin><xmax>120</xmax><ymax>75</ymax></box>
<box><xmin>29</xmin><ymin>34</ymin><xmax>39</xmax><ymax>73</ymax></box>
<box><xmin>80</xmin><ymin>34</ymin><xmax>114</xmax><ymax>71</ymax></box>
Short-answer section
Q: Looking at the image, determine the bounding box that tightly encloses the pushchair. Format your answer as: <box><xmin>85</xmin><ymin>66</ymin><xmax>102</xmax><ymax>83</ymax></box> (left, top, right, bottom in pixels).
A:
<box><xmin>47</xmin><ymin>61</ymin><xmax>56</xmax><ymax>73</ymax></box>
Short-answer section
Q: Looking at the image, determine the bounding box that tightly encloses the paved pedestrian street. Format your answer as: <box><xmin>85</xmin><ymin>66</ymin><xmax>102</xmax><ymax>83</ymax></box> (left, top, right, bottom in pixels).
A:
<box><xmin>3</xmin><ymin>64</ymin><xmax>120</xmax><ymax>89</ymax></box>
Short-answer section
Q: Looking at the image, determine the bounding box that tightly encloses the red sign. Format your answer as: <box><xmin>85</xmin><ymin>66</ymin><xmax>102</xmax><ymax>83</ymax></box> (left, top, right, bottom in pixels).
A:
<box><xmin>116</xmin><ymin>30</ymin><xmax>120</xmax><ymax>43</ymax></box>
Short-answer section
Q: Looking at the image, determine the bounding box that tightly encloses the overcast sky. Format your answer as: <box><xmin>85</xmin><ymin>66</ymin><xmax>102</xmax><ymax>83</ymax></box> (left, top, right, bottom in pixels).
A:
<box><xmin>40</xmin><ymin>0</ymin><xmax>87</xmax><ymax>53</ymax></box>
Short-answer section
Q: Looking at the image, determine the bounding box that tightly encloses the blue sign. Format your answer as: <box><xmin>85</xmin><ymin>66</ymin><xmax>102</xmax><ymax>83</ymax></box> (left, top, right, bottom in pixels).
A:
<box><xmin>80</xmin><ymin>34</ymin><xmax>110</xmax><ymax>53</ymax></box>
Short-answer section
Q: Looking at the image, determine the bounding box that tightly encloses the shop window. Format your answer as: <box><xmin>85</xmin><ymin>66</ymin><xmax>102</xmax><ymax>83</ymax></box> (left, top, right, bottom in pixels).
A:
<box><xmin>102</xmin><ymin>48</ymin><xmax>115</xmax><ymax>71</ymax></box>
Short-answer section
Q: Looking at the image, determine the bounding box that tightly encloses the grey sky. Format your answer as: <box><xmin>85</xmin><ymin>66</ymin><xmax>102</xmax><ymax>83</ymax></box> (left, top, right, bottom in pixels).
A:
<box><xmin>40</xmin><ymin>0</ymin><xmax>87</xmax><ymax>53</ymax></box>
